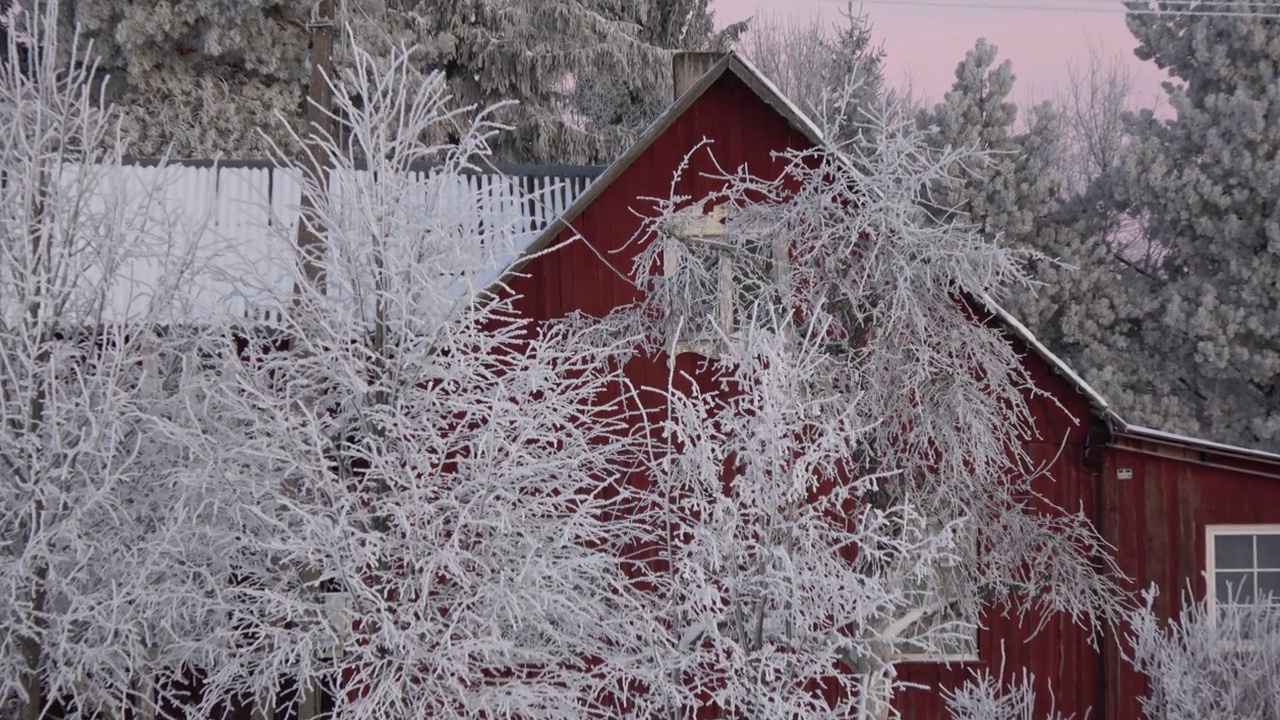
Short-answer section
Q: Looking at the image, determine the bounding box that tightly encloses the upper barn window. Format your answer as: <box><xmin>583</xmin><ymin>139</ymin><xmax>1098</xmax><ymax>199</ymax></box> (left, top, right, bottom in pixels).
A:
<box><xmin>661</xmin><ymin>203</ymin><xmax>787</xmax><ymax>353</ymax></box>
<box><xmin>1206</xmin><ymin>525</ymin><xmax>1280</xmax><ymax>619</ymax></box>
<box><xmin>896</xmin><ymin>525</ymin><xmax>980</xmax><ymax>662</ymax></box>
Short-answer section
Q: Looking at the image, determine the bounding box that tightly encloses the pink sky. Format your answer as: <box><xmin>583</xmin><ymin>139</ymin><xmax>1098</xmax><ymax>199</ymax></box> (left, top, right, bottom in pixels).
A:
<box><xmin>713</xmin><ymin>0</ymin><xmax>1172</xmax><ymax>107</ymax></box>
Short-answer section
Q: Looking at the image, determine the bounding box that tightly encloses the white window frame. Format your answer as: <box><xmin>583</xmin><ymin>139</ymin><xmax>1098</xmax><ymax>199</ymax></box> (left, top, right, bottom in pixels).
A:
<box><xmin>1205</xmin><ymin>524</ymin><xmax>1280</xmax><ymax>624</ymax></box>
<box><xmin>662</xmin><ymin>203</ymin><xmax>788</xmax><ymax>356</ymax></box>
<box><xmin>894</xmin><ymin>526</ymin><xmax>980</xmax><ymax>663</ymax></box>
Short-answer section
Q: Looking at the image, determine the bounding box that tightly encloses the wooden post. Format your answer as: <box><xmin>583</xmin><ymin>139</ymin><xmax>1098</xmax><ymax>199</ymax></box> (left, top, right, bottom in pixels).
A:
<box><xmin>295</xmin><ymin>0</ymin><xmax>335</xmax><ymax>299</ymax></box>
<box><xmin>277</xmin><ymin>8</ymin><xmax>337</xmax><ymax>720</ymax></box>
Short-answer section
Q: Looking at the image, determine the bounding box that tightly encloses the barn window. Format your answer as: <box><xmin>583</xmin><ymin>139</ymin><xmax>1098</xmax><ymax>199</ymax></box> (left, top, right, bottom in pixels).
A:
<box><xmin>1206</xmin><ymin>525</ymin><xmax>1280</xmax><ymax>620</ymax></box>
<box><xmin>662</xmin><ymin>203</ymin><xmax>787</xmax><ymax>354</ymax></box>
<box><xmin>895</xmin><ymin>542</ymin><xmax>979</xmax><ymax>662</ymax></box>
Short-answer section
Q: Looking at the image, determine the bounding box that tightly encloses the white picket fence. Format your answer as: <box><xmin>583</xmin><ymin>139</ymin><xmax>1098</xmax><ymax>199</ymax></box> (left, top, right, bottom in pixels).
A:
<box><xmin>48</xmin><ymin>162</ymin><xmax>596</xmax><ymax>323</ymax></box>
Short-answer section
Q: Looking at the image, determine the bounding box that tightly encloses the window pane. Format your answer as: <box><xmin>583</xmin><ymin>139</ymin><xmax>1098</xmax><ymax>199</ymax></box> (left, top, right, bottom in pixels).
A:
<box><xmin>1216</xmin><ymin>571</ymin><xmax>1255</xmax><ymax>603</ymax></box>
<box><xmin>938</xmin><ymin>633</ymin><xmax>978</xmax><ymax>658</ymax></box>
<box><xmin>1257</xmin><ymin>571</ymin><xmax>1280</xmax><ymax>603</ymax></box>
<box><xmin>1215</xmin><ymin>534</ymin><xmax>1254</xmax><ymax>570</ymax></box>
<box><xmin>897</xmin><ymin>637</ymin><xmax>931</xmax><ymax>656</ymax></box>
<box><xmin>1256</xmin><ymin>534</ymin><xmax>1280</xmax><ymax>569</ymax></box>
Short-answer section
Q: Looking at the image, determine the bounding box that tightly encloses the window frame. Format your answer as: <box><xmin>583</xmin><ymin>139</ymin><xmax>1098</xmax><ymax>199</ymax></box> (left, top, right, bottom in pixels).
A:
<box><xmin>662</xmin><ymin>203</ymin><xmax>788</xmax><ymax>356</ymax></box>
<box><xmin>893</xmin><ymin>527</ymin><xmax>981</xmax><ymax>664</ymax></box>
<box><xmin>1204</xmin><ymin>523</ymin><xmax>1280</xmax><ymax>624</ymax></box>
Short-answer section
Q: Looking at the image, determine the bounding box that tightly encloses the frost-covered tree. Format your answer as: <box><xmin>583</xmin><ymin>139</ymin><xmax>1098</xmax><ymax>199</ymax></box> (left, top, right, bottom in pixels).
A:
<box><xmin>945</xmin><ymin>670</ymin><xmax>1072</xmax><ymax>720</ymax></box>
<box><xmin>0</xmin><ymin>6</ymin><xmax>262</xmax><ymax>720</ymax></box>
<box><xmin>62</xmin><ymin>0</ymin><xmax>740</xmax><ymax>163</ymax></box>
<box><xmin>570</xmin><ymin>0</ymin><xmax>746</xmax><ymax>145</ymax></box>
<box><xmin>1127</xmin><ymin>588</ymin><xmax>1280</xmax><ymax>720</ymax></box>
<box><xmin>146</xmin><ymin>33</ymin><xmax>658</xmax><ymax>720</ymax></box>
<box><xmin>616</xmin><ymin>90</ymin><xmax>1124</xmax><ymax>720</ymax></box>
<box><xmin>3</xmin><ymin>6</ymin><xmax>660</xmax><ymax>719</ymax></box>
<box><xmin>1057</xmin><ymin>45</ymin><xmax>1147</xmax><ymax>197</ymax></box>
<box><xmin>741</xmin><ymin>5</ymin><xmax>886</xmax><ymax>142</ymax></box>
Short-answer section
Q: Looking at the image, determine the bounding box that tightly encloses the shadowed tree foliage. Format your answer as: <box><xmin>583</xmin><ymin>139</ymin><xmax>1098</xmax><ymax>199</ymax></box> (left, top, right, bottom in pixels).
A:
<box><xmin>63</xmin><ymin>0</ymin><xmax>743</xmax><ymax>163</ymax></box>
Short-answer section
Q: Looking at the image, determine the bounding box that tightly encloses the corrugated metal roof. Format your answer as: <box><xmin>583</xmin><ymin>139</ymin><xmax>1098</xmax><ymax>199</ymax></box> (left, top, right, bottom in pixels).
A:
<box><xmin>84</xmin><ymin>162</ymin><xmax>599</xmax><ymax>322</ymax></box>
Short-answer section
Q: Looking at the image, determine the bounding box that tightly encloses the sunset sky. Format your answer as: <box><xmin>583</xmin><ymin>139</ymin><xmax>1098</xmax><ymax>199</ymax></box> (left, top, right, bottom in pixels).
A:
<box><xmin>713</xmin><ymin>0</ymin><xmax>1172</xmax><ymax>107</ymax></box>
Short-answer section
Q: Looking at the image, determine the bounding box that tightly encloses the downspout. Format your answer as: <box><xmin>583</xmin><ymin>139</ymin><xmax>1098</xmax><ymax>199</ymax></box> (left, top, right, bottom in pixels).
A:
<box><xmin>1084</xmin><ymin>409</ymin><xmax>1117</xmax><ymax>720</ymax></box>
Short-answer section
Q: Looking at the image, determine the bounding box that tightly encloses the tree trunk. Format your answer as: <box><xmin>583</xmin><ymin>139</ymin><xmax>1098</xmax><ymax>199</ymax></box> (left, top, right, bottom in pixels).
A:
<box><xmin>19</xmin><ymin>564</ymin><xmax>47</xmax><ymax>720</ymax></box>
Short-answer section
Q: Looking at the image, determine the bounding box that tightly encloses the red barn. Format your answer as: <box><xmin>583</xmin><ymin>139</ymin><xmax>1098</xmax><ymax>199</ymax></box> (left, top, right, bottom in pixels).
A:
<box><xmin>492</xmin><ymin>52</ymin><xmax>1280</xmax><ymax>719</ymax></box>
<box><xmin>76</xmin><ymin>50</ymin><xmax>1278</xmax><ymax>720</ymax></box>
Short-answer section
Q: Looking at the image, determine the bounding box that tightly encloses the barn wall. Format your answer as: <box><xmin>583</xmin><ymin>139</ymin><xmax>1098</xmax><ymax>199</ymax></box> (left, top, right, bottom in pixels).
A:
<box><xmin>894</xmin><ymin>332</ymin><xmax>1107</xmax><ymax>720</ymax></box>
<box><xmin>506</xmin><ymin>72</ymin><xmax>808</xmax><ymax>324</ymax></box>
<box><xmin>505</xmin><ymin>69</ymin><xmax>1113</xmax><ymax>719</ymax></box>
<box><xmin>504</xmin><ymin>68</ymin><xmax>812</xmax><ymax>445</ymax></box>
<box><xmin>1101</xmin><ymin>442</ymin><xmax>1280</xmax><ymax>720</ymax></box>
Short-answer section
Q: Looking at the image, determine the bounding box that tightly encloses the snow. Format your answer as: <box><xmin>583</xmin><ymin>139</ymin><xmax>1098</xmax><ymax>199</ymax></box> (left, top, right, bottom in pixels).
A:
<box><xmin>1117</xmin><ymin>424</ymin><xmax>1280</xmax><ymax>464</ymax></box>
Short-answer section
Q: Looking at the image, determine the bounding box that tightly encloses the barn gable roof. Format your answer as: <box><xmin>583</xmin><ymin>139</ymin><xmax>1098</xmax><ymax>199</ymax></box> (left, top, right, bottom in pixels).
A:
<box><xmin>492</xmin><ymin>52</ymin><xmax>1120</xmax><ymax>418</ymax></box>
<box><xmin>489</xmin><ymin>53</ymin><xmax>823</xmax><ymax>291</ymax></box>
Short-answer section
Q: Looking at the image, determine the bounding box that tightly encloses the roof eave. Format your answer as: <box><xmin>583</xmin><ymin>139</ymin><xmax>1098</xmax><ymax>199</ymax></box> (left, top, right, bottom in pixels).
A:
<box><xmin>1113</xmin><ymin>424</ymin><xmax>1280</xmax><ymax>466</ymax></box>
<box><xmin>478</xmin><ymin>55</ymin><xmax>737</xmax><ymax>300</ymax></box>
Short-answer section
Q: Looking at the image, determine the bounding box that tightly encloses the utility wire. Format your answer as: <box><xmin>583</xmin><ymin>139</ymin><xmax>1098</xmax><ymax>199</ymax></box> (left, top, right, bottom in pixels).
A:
<box><xmin>845</xmin><ymin>0</ymin><xmax>1280</xmax><ymax>17</ymax></box>
<box><xmin>1067</xmin><ymin>0</ymin><xmax>1280</xmax><ymax>5</ymax></box>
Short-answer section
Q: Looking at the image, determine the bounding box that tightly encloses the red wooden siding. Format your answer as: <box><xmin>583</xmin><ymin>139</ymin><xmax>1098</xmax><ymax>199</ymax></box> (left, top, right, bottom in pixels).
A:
<box><xmin>505</xmin><ymin>67</ymin><xmax>815</xmax><ymax>462</ymax></box>
<box><xmin>1101</xmin><ymin>440</ymin><xmax>1280</xmax><ymax>720</ymax></box>
<box><xmin>506</xmin><ymin>71</ymin><xmax>809</xmax><ymax>324</ymax></box>
<box><xmin>506</xmin><ymin>67</ymin><xmax>1116</xmax><ymax>719</ymax></box>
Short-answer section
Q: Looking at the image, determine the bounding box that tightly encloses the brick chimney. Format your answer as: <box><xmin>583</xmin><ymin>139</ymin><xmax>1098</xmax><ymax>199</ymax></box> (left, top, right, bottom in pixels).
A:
<box><xmin>673</xmin><ymin>52</ymin><xmax>723</xmax><ymax>101</ymax></box>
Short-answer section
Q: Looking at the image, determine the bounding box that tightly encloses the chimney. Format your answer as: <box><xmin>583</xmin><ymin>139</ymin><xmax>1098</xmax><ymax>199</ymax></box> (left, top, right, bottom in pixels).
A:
<box><xmin>673</xmin><ymin>52</ymin><xmax>723</xmax><ymax>101</ymax></box>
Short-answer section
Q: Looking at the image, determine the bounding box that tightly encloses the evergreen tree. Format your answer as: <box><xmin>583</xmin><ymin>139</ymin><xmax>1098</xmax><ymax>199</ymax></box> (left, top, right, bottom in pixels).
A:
<box><xmin>921</xmin><ymin>12</ymin><xmax>1280</xmax><ymax>451</ymax></box>
<box><xmin>916</xmin><ymin>40</ymin><xmax>1066</xmax><ymax>308</ymax></box>
<box><xmin>912</xmin><ymin>39</ymin><xmax>1171</xmax><ymax>438</ymax></box>
<box><xmin>1106</xmin><ymin>1</ymin><xmax>1280</xmax><ymax>447</ymax></box>
<box><xmin>67</xmin><ymin>0</ymin><xmax>741</xmax><ymax>163</ymax></box>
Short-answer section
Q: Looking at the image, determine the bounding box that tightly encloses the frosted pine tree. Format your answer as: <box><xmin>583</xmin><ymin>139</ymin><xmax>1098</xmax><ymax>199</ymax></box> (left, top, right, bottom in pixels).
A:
<box><xmin>66</xmin><ymin>0</ymin><xmax>740</xmax><ymax>162</ymax></box>
<box><xmin>912</xmin><ymin>37</ymin><xmax>1174</xmax><ymax>442</ymax></box>
<box><xmin>917</xmin><ymin>39</ymin><xmax>1061</xmax><ymax>250</ymax></box>
<box><xmin>916</xmin><ymin>40</ymin><xmax>1081</xmax><ymax>326</ymax></box>
<box><xmin>1096</xmin><ymin>1</ymin><xmax>1280</xmax><ymax>448</ymax></box>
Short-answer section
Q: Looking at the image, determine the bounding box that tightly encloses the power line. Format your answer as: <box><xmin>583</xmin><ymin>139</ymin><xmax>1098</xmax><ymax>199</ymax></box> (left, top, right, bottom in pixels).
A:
<box><xmin>1068</xmin><ymin>0</ymin><xmax>1280</xmax><ymax>5</ymax></box>
<box><xmin>844</xmin><ymin>0</ymin><xmax>1280</xmax><ymax>17</ymax></box>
